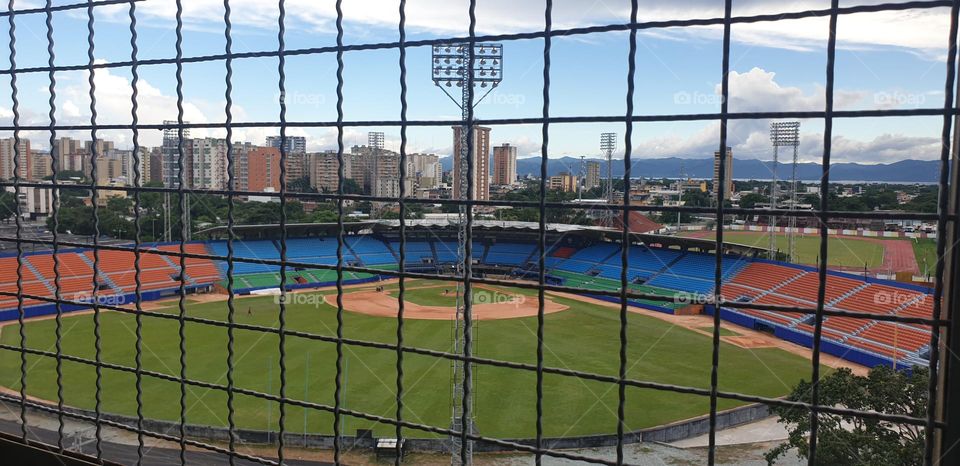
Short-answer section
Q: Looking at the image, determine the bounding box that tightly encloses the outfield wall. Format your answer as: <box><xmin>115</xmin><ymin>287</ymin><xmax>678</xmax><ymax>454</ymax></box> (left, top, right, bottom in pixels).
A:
<box><xmin>8</xmin><ymin>397</ymin><xmax>771</xmax><ymax>453</ymax></box>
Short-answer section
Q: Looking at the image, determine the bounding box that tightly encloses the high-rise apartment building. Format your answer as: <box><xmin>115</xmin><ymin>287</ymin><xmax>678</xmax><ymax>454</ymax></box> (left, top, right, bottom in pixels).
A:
<box><xmin>52</xmin><ymin>137</ymin><xmax>88</xmax><ymax>174</ymax></box>
<box><xmin>309</xmin><ymin>151</ymin><xmax>352</xmax><ymax>193</ymax></box>
<box><xmin>585</xmin><ymin>161</ymin><xmax>601</xmax><ymax>190</ymax></box>
<box><xmin>266</xmin><ymin>135</ymin><xmax>306</xmax><ymax>155</ymax></box>
<box><xmin>191</xmin><ymin>138</ymin><xmax>229</xmax><ymax>190</ymax></box>
<box><xmin>0</xmin><ymin>138</ymin><xmax>31</xmax><ymax>181</ymax></box>
<box><xmin>244</xmin><ymin>146</ymin><xmax>282</xmax><ymax>193</ymax></box>
<box><xmin>405</xmin><ymin>153</ymin><xmax>442</xmax><ymax>194</ymax></box>
<box><xmin>713</xmin><ymin>147</ymin><xmax>733</xmax><ymax>200</ymax></box>
<box><xmin>492</xmin><ymin>143</ymin><xmax>517</xmax><ymax>186</ymax></box>
<box><xmin>162</xmin><ymin>120</ymin><xmax>191</xmax><ymax>188</ymax></box>
<box><xmin>31</xmin><ymin>152</ymin><xmax>52</xmax><ymax>181</ymax></box>
<box><xmin>452</xmin><ymin>125</ymin><xmax>490</xmax><ymax>201</ymax></box>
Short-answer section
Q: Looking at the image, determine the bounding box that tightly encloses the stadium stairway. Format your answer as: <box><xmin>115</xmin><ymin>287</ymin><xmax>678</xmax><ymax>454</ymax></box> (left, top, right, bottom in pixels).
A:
<box><xmin>157</xmin><ymin>249</ymin><xmax>184</xmax><ymax>274</ymax></box>
<box><xmin>383</xmin><ymin>241</ymin><xmax>400</xmax><ymax>262</ymax></box>
<box><xmin>826</xmin><ymin>282</ymin><xmax>870</xmax><ymax>308</ymax></box>
<box><xmin>429</xmin><ymin>241</ymin><xmax>440</xmax><ymax>263</ymax></box>
<box><xmin>21</xmin><ymin>257</ymin><xmax>56</xmax><ymax>295</ymax></box>
<box><xmin>151</xmin><ymin>247</ymin><xmax>202</xmax><ymax>287</ymax></box>
<box><xmin>481</xmin><ymin>242</ymin><xmax>491</xmax><ymax>263</ymax></box>
<box><xmin>519</xmin><ymin>244</ymin><xmax>539</xmax><ymax>266</ymax></box>
<box><xmin>76</xmin><ymin>252</ymin><xmax>123</xmax><ymax>294</ymax></box>
<box><xmin>597</xmin><ymin>246</ymin><xmax>622</xmax><ymax>268</ymax></box>
<box><xmin>641</xmin><ymin>253</ymin><xmax>686</xmax><ymax>284</ymax></box>
<box><xmin>343</xmin><ymin>241</ymin><xmax>364</xmax><ymax>267</ymax></box>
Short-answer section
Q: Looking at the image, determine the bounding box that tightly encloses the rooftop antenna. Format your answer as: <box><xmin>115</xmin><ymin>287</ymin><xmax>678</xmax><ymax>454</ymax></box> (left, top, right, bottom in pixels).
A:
<box><xmin>431</xmin><ymin>41</ymin><xmax>502</xmax><ymax>466</ymax></box>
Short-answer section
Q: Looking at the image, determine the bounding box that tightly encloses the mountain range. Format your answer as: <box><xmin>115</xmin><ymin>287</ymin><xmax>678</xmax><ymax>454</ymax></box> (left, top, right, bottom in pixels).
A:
<box><xmin>439</xmin><ymin>156</ymin><xmax>943</xmax><ymax>183</ymax></box>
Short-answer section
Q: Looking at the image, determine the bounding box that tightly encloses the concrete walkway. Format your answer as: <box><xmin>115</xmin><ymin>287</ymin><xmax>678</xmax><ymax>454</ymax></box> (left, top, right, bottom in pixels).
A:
<box><xmin>670</xmin><ymin>416</ymin><xmax>788</xmax><ymax>448</ymax></box>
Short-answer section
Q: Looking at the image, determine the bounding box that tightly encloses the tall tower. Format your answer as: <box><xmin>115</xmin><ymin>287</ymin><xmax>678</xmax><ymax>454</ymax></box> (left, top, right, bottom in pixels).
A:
<box><xmin>770</xmin><ymin>121</ymin><xmax>800</xmax><ymax>261</ymax></box>
<box><xmin>432</xmin><ymin>42</ymin><xmax>502</xmax><ymax>465</ymax></box>
<box><xmin>578</xmin><ymin>155</ymin><xmax>586</xmax><ymax>201</ymax></box>
<box><xmin>600</xmin><ymin>132</ymin><xmax>617</xmax><ymax>227</ymax></box>
<box><xmin>713</xmin><ymin>147</ymin><xmax>733</xmax><ymax>201</ymax></box>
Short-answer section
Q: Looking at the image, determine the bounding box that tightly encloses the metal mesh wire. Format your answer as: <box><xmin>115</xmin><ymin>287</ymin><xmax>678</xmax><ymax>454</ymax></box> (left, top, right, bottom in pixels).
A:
<box><xmin>0</xmin><ymin>1</ymin><xmax>956</xmax><ymax>465</ymax></box>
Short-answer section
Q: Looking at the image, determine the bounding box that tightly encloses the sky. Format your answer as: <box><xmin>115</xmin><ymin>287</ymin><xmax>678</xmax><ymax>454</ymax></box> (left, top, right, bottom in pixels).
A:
<box><xmin>0</xmin><ymin>0</ymin><xmax>953</xmax><ymax>167</ymax></box>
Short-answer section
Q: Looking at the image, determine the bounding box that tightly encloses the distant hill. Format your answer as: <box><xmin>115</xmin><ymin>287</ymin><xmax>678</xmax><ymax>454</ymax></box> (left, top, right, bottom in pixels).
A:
<box><xmin>440</xmin><ymin>156</ymin><xmax>942</xmax><ymax>183</ymax></box>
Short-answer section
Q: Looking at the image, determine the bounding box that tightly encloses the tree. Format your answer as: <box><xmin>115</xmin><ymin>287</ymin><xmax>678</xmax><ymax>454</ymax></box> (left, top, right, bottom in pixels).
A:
<box><xmin>288</xmin><ymin>176</ymin><xmax>315</xmax><ymax>193</ymax></box>
<box><xmin>682</xmin><ymin>190</ymin><xmax>710</xmax><ymax>208</ymax></box>
<box><xmin>0</xmin><ymin>191</ymin><xmax>17</xmax><ymax>222</ymax></box>
<box><xmin>765</xmin><ymin>366</ymin><xmax>927</xmax><ymax>465</ymax></box>
<box><xmin>739</xmin><ymin>192</ymin><xmax>767</xmax><ymax>209</ymax></box>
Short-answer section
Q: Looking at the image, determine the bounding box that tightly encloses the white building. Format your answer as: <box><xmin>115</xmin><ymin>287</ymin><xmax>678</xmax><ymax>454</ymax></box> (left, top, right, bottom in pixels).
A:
<box><xmin>191</xmin><ymin>138</ymin><xmax>229</xmax><ymax>190</ymax></box>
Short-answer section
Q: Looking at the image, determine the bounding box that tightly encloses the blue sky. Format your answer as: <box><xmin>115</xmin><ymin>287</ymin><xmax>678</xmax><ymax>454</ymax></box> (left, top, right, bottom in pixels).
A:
<box><xmin>0</xmin><ymin>0</ymin><xmax>952</xmax><ymax>165</ymax></box>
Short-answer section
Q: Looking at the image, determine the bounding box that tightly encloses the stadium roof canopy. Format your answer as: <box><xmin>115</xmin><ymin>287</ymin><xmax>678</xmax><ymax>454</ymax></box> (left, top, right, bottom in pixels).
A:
<box><xmin>195</xmin><ymin>221</ymin><xmax>381</xmax><ymax>239</ymax></box>
<box><xmin>195</xmin><ymin>219</ymin><xmax>768</xmax><ymax>257</ymax></box>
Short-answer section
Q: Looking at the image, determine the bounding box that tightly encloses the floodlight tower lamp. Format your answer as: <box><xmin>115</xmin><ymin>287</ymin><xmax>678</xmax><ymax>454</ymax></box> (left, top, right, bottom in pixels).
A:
<box><xmin>432</xmin><ymin>42</ymin><xmax>503</xmax><ymax>110</ymax></box>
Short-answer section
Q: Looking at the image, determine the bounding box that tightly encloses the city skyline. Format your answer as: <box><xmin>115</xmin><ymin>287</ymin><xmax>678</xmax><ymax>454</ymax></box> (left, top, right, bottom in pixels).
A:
<box><xmin>0</xmin><ymin>1</ymin><xmax>948</xmax><ymax>164</ymax></box>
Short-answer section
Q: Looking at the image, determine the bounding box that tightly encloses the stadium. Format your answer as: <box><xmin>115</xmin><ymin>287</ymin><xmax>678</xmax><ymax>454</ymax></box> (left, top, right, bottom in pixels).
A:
<box><xmin>0</xmin><ymin>220</ymin><xmax>934</xmax><ymax>445</ymax></box>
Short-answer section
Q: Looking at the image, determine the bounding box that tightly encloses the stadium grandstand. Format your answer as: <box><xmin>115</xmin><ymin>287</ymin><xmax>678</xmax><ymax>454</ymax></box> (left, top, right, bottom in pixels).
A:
<box><xmin>1</xmin><ymin>220</ymin><xmax>933</xmax><ymax>371</ymax></box>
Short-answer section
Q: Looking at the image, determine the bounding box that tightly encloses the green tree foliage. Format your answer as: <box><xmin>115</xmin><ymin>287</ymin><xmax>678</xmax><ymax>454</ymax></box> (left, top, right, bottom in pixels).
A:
<box><xmin>739</xmin><ymin>192</ymin><xmax>767</xmax><ymax>209</ymax></box>
<box><xmin>0</xmin><ymin>191</ymin><xmax>17</xmax><ymax>222</ymax></box>
<box><xmin>766</xmin><ymin>366</ymin><xmax>927</xmax><ymax>465</ymax></box>
<box><xmin>682</xmin><ymin>189</ymin><xmax>710</xmax><ymax>208</ymax></box>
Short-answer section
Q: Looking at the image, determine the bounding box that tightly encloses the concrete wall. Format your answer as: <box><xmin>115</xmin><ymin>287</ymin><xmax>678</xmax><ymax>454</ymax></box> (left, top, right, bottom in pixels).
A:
<box><xmin>17</xmin><ymin>398</ymin><xmax>771</xmax><ymax>453</ymax></box>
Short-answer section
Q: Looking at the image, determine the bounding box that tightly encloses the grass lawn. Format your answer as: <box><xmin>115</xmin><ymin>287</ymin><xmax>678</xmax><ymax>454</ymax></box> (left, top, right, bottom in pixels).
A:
<box><xmin>683</xmin><ymin>231</ymin><xmax>885</xmax><ymax>268</ymax></box>
<box><xmin>911</xmin><ymin>238</ymin><xmax>938</xmax><ymax>277</ymax></box>
<box><xmin>0</xmin><ymin>281</ymin><xmax>820</xmax><ymax>438</ymax></box>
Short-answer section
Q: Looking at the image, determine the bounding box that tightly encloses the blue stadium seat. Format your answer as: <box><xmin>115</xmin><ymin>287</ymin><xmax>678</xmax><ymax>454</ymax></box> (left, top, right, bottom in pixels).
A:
<box><xmin>208</xmin><ymin>240</ymin><xmax>280</xmax><ymax>274</ymax></box>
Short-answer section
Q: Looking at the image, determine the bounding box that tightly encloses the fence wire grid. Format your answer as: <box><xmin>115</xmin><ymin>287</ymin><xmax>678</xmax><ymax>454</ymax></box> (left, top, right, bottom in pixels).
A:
<box><xmin>0</xmin><ymin>0</ymin><xmax>957</xmax><ymax>466</ymax></box>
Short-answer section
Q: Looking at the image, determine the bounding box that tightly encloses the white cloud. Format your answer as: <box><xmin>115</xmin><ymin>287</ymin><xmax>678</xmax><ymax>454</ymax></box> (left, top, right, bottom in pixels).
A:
<box><xmin>626</xmin><ymin>67</ymin><xmax>939</xmax><ymax>163</ymax></box>
<box><xmin>93</xmin><ymin>0</ymin><xmax>952</xmax><ymax>58</ymax></box>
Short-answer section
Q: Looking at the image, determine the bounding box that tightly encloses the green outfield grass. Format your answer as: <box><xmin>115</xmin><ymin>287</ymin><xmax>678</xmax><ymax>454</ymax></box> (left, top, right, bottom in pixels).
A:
<box><xmin>0</xmin><ymin>281</ymin><xmax>820</xmax><ymax>438</ymax></box>
<box><xmin>912</xmin><ymin>238</ymin><xmax>938</xmax><ymax>277</ymax></box>
<box><xmin>683</xmin><ymin>231</ymin><xmax>886</xmax><ymax>268</ymax></box>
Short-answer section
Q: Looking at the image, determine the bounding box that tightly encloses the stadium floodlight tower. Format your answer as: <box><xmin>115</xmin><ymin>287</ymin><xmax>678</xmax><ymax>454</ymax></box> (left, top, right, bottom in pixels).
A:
<box><xmin>600</xmin><ymin>132</ymin><xmax>617</xmax><ymax>227</ymax></box>
<box><xmin>431</xmin><ymin>41</ymin><xmax>502</xmax><ymax>466</ymax></box>
<box><xmin>770</xmin><ymin>121</ymin><xmax>800</xmax><ymax>261</ymax></box>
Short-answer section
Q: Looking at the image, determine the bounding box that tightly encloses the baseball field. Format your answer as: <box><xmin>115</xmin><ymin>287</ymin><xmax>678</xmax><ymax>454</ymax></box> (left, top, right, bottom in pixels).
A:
<box><xmin>0</xmin><ymin>280</ymin><xmax>818</xmax><ymax>439</ymax></box>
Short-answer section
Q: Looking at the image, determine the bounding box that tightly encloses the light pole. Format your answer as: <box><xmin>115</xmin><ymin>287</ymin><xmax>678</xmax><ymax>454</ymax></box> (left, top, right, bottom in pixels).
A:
<box><xmin>770</xmin><ymin>121</ymin><xmax>800</xmax><ymax>261</ymax></box>
<box><xmin>600</xmin><ymin>132</ymin><xmax>617</xmax><ymax>227</ymax></box>
<box><xmin>431</xmin><ymin>41</ymin><xmax>502</xmax><ymax>466</ymax></box>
